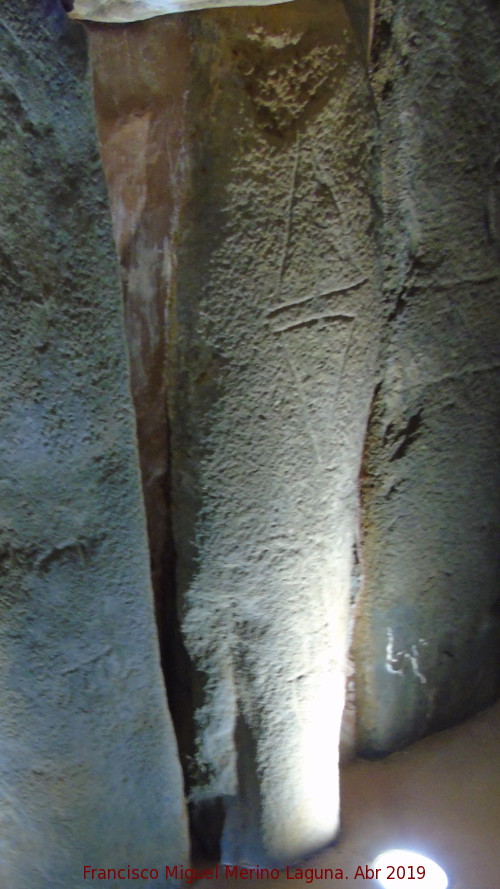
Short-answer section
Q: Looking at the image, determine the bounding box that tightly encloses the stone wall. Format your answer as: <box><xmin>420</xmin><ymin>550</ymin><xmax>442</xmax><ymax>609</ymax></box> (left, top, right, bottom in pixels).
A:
<box><xmin>3</xmin><ymin>0</ymin><xmax>500</xmax><ymax>877</ymax></box>
<box><xmin>353</xmin><ymin>0</ymin><xmax>500</xmax><ymax>756</ymax></box>
<box><xmin>89</xmin><ymin>0</ymin><xmax>381</xmax><ymax>865</ymax></box>
<box><xmin>87</xmin><ymin>0</ymin><xmax>500</xmax><ymax>862</ymax></box>
<box><xmin>0</xmin><ymin>5</ymin><xmax>187</xmax><ymax>887</ymax></box>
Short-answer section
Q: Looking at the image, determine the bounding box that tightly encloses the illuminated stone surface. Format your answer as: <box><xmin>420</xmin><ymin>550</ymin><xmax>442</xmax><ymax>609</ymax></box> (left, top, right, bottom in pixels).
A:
<box><xmin>0</xmin><ymin>6</ymin><xmax>188</xmax><ymax>887</ymax></box>
<box><xmin>89</xmin><ymin>0</ymin><xmax>381</xmax><ymax>865</ymax></box>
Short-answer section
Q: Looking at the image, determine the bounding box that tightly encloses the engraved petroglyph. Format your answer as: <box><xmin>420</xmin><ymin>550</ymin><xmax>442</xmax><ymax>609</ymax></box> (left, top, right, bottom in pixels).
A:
<box><xmin>60</xmin><ymin>648</ymin><xmax>113</xmax><ymax>675</ymax></box>
<box><xmin>279</xmin><ymin>340</ymin><xmax>323</xmax><ymax>467</ymax></box>
<box><xmin>268</xmin><ymin>277</ymin><xmax>368</xmax><ymax>316</ymax></box>
<box><xmin>266</xmin><ymin>278</ymin><xmax>366</xmax><ymax>332</ymax></box>
<box><xmin>330</xmin><ymin>321</ymin><xmax>356</xmax><ymax>419</ymax></box>
<box><xmin>411</xmin><ymin>272</ymin><xmax>500</xmax><ymax>290</ymax></box>
<box><xmin>275</xmin><ymin>137</ymin><xmax>301</xmax><ymax>299</ymax></box>
<box><xmin>270</xmin><ymin>312</ymin><xmax>355</xmax><ymax>334</ymax></box>
<box><xmin>232</xmin><ymin>40</ymin><xmax>346</xmax><ymax>136</ymax></box>
<box><xmin>404</xmin><ymin>362</ymin><xmax>500</xmax><ymax>392</ymax></box>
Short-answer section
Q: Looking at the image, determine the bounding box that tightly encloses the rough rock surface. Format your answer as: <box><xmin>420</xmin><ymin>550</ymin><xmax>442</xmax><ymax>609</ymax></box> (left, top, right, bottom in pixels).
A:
<box><xmin>86</xmin><ymin>0</ymin><xmax>500</xmax><ymax>862</ymax></box>
<box><xmin>353</xmin><ymin>0</ymin><xmax>500</xmax><ymax>755</ymax></box>
<box><xmin>89</xmin><ymin>0</ymin><xmax>381</xmax><ymax>866</ymax></box>
<box><xmin>0</xmin><ymin>6</ymin><xmax>188</xmax><ymax>887</ymax></box>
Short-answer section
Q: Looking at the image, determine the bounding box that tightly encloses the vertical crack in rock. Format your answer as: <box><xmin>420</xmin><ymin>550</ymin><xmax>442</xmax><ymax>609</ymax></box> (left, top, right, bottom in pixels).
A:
<box><xmin>88</xmin><ymin>13</ymin><xmax>199</xmax><ymax>828</ymax></box>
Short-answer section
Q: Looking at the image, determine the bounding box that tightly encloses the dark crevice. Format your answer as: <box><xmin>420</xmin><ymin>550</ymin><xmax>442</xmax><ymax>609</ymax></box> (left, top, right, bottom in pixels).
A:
<box><xmin>388</xmin><ymin>409</ymin><xmax>423</xmax><ymax>462</ymax></box>
<box><xmin>387</xmin><ymin>287</ymin><xmax>407</xmax><ymax>321</ymax></box>
<box><xmin>189</xmin><ymin>797</ymin><xmax>225</xmax><ymax>861</ymax></box>
<box><xmin>150</xmin><ymin>412</ymin><xmax>198</xmax><ymax>810</ymax></box>
<box><xmin>115</xmin><ymin>220</ymin><xmax>198</xmax><ymax>847</ymax></box>
<box><xmin>144</xmin><ymin>408</ymin><xmax>226</xmax><ymax>860</ymax></box>
<box><xmin>370</xmin><ymin>3</ymin><xmax>395</xmax><ymax>70</ymax></box>
<box><xmin>358</xmin><ymin>379</ymin><xmax>383</xmax><ymax>511</ymax></box>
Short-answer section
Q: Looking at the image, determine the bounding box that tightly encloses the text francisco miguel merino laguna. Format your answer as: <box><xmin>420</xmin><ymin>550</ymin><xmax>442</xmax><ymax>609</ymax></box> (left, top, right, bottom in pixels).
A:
<box><xmin>83</xmin><ymin>864</ymin><xmax>381</xmax><ymax>882</ymax></box>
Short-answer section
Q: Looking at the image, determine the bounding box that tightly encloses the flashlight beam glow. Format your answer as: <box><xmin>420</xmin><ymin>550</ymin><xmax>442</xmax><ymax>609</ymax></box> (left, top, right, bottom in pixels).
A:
<box><xmin>372</xmin><ymin>849</ymin><xmax>449</xmax><ymax>889</ymax></box>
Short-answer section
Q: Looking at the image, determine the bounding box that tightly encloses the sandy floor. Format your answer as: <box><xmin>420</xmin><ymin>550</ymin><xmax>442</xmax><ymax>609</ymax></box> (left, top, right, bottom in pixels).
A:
<box><xmin>196</xmin><ymin>700</ymin><xmax>500</xmax><ymax>889</ymax></box>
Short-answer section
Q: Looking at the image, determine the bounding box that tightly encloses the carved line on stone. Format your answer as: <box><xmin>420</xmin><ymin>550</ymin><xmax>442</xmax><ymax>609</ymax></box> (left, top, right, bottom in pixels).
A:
<box><xmin>60</xmin><ymin>648</ymin><xmax>113</xmax><ymax>675</ymax></box>
<box><xmin>279</xmin><ymin>339</ymin><xmax>323</xmax><ymax>468</ymax></box>
<box><xmin>275</xmin><ymin>137</ymin><xmax>301</xmax><ymax>300</ymax></box>
<box><xmin>317</xmin><ymin>176</ymin><xmax>366</xmax><ymax>280</ymax></box>
<box><xmin>404</xmin><ymin>361</ymin><xmax>500</xmax><ymax>391</ymax></box>
<box><xmin>270</xmin><ymin>312</ymin><xmax>355</xmax><ymax>334</ymax></box>
<box><xmin>268</xmin><ymin>276</ymin><xmax>368</xmax><ymax>316</ymax></box>
<box><xmin>410</xmin><ymin>272</ymin><xmax>500</xmax><ymax>290</ymax></box>
<box><xmin>331</xmin><ymin>319</ymin><xmax>356</xmax><ymax>416</ymax></box>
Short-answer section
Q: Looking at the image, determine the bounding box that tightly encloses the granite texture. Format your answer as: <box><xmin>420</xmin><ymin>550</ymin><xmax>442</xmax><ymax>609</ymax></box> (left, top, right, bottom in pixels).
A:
<box><xmin>0</xmin><ymin>5</ymin><xmax>188</xmax><ymax>886</ymax></box>
<box><xmin>89</xmin><ymin>0</ymin><xmax>381</xmax><ymax>865</ymax></box>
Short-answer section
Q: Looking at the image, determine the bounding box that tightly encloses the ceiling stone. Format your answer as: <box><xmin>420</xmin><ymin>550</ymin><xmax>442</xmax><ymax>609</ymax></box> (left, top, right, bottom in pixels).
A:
<box><xmin>70</xmin><ymin>0</ymin><xmax>293</xmax><ymax>22</ymax></box>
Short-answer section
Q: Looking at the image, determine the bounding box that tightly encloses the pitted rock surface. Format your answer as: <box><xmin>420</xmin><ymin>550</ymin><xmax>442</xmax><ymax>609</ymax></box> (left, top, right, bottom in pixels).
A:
<box><xmin>0</xmin><ymin>6</ymin><xmax>188</xmax><ymax>887</ymax></box>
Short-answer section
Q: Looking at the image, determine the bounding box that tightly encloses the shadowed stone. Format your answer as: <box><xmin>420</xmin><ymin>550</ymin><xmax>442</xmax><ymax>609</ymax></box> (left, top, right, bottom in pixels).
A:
<box><xmin>0</xmin><ymin>6</ymin><xmax>188</xmax><ymax>887</ymax></box>
<box><xmin>354</xmin><ymin>0</ymin><xmax>500</xmax><ymax>756</ymax></box>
